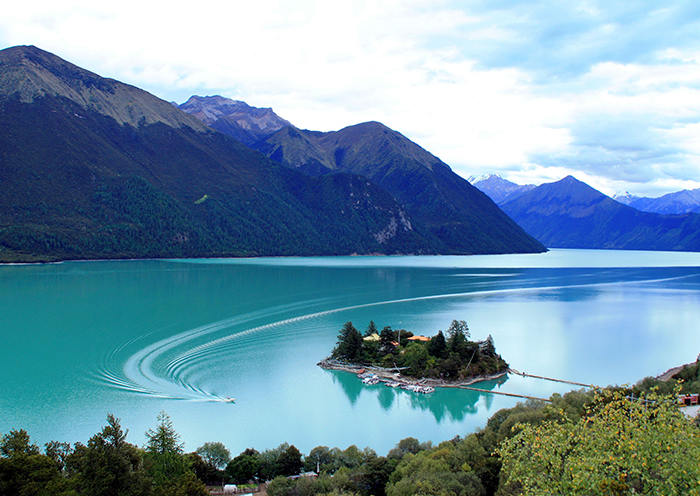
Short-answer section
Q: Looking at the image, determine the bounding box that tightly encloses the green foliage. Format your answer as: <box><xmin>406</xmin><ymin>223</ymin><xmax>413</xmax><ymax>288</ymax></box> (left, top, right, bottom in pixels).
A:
<box><xmin>195</xmin><ymin>441</ymin><xmax>230</xmax><ymax>470</ymax></box>
<box><xmin>332</xmin><ymin>322</ymin><xmax>363</xmax><ymax>362</ymax></box>
<box><xmin>67</xmin><ymin>414</ymin><xmax>150</xmax><ymax>496</ymax></box>
<box><xmin>330</xmin><ymin>320</ymin><xmax>508</xmax><ymax>380</ymax></box>
<box><xmin>428</xmin><ymin>331</ymin><xmax>447</xmax><ymax>359</ymax></box>
<box><xmin>0</xmin><ymin>428</ymin><xmax>40</xmax><ymax>457</ymax></box>
<box><xmin>0</xmin><ymin>94</ymin><xmax>450</xmax><ymax>263</ymax></box>
<box><xmin>143</xmin><ymin>412</ymin><xmax>204</xmax><ymax>495</ymax></box>
<box><xmin>226</xmin><ymin>449</ymin><xmax>261</xmax><ymax>483</ymax></box>
<box><xmin>146</xmin><ymin>411</ymin><xmax>184</xmax><ymax>455</ymax></box>
<box><xmin>364</xmin><ymin>321</ymin><xmax>378</xmax><ymax>337</ymax></box>
<box><xmin>45</xmin><ymin>440</ymin><xmax>72</xmax><ymax>472</ymax></box>
<box><xmin>277</xmin><ymin>445</ymin><xmax>303</xmax><ymax>476</ymax></box>
<box><xmin>0</xmin><ymin>451</ymin><xmax>68</xmax><ymax>496</ymax></box>
<box><xmin>497</xmin><ymin>388</ymin><xmax>700</xmax><ymax>495</ymax></box>
<box><xmin>386</xmin><ymin>437</ymin><xmax>486</xmax><ymax>496</ymax></box>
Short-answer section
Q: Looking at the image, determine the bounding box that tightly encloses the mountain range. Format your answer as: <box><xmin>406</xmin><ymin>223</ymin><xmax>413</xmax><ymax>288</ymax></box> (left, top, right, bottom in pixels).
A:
<box><xmin>613</xmin><ymin>189</ymin><xmax>700</xmax><ymax>215</ymax></box>
<box><xmin>498</xmin><ymin>176</ymin><xmax>700</xmax><ymax>250</ymax></box>
<box><xmin>471</xmin><ymin>174</ymin><xmax>535</xmax><ymax>204</ymax></box>
<box><xmin>179</xmin><ymin>97</ymin><xmax>544</xmax><ymax>255</ymax></box>
<box><xmin>0</xmin><ymin>45</ymin><xmax>544</xmax><ymax>262</ymax></box>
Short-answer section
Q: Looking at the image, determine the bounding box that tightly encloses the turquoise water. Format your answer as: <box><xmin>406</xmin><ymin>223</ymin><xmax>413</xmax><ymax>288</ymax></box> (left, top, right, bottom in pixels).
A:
<box><xmin>1</xmin><ymin>249</ymin><xmax>699</xmax><ymax>454</ymax></box>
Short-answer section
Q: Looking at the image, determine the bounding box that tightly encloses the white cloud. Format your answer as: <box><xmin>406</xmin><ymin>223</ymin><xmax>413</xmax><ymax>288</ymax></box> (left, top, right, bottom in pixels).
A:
<box><xmin>1</xmin><ymin>1</ymin><xmax>700</xmax><ymax>197</ymax></box>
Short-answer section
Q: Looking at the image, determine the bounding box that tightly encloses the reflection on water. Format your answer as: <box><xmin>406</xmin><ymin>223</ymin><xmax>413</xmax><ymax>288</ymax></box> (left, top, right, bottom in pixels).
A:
<box><xmin>328</xmin><ymin>370</ymin><xmax>508</xmax><ymax>423</ymax></box>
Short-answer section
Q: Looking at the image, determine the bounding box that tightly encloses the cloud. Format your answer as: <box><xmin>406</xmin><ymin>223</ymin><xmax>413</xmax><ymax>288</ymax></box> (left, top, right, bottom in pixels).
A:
<box><xmin>1</xmin><ymin>1</ymin><xmax>700</xmax><ymax>196</ymax></box>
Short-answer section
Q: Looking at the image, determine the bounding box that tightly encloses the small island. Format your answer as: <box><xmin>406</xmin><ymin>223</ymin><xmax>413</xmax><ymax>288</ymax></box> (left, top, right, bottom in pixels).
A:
<box><xmin>319</xmin><ymin>320</ymin><xmax>509</xmax><ymax>393</ymax></box>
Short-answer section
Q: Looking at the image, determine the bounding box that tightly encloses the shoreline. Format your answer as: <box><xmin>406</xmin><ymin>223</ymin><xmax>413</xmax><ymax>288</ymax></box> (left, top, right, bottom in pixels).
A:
<box><xmin>0</xmin><ymin>249</ymin><xmax>547</xmax><ymax>266</ymax></box>
<box><xmin>317</xmin><ymin>358</ymin><xmax>509</xmax><ymax>390</ymax></box>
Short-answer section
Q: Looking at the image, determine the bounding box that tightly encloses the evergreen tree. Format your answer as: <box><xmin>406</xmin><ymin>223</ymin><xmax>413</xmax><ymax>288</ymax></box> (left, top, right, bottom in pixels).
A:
<box><xmin>332</xmin><ymin>321</ymin><xmax>363</xmax><ymax>361</ymax></box>
<box><xmin>0</xmin><ymin>429</ymin><xmax>40</xmax><ymax>458</ymax></box>
<box><xmin>67</xmin><ymin>414</ymin><xmax>150</xmax><ymax>496</ymax></box>
<box><xmin>446</xmin><ymin>320</ymin><xmax>470</xmax><ymax>358</ymax></box>
<box><xmin>482</xmin><ymin>334</ymin><xmax>496</xmax><ymax>356</ymax></box>
<box><xmin>146</xmin><ymin>411</ymin><xmax>184</xmax><ymax>455</ymax></box>
<box><xmin>144</xmin><ymin>411</ymin><xmax>203</xmax><ymax>495</ymax></box>
<box><xmin>427</xmin><ymin>331</ymin><xmax>447</xmax><ymax>358</ymax></box>
<box><xmin>44</xmin><ymin>440</ymin><xmax>71</xmax><ymax>472</ymax></box>
<box><xmin>364</xmin><ymin>320</ymin><xmax>378</xmax><ymax>337</ymax></box>
<box><xmin>380</xmin><ymin>326</ymin><xmax>396</xmax><ymax>349</ymax></box>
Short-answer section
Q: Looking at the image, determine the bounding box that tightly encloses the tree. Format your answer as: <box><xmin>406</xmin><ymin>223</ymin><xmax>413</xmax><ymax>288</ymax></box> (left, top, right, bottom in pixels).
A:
<box><xmin>401</xmin><ymin>343</ymin><xmax>429</xmax><ymax>376</ymax></box>
<box><xmin>0</xmin><ymin>428</ymin><xmax>40</xmax><ymax>457</ymax></box>
<box><xmin>44</xmin><ymin>440</ymin><xmax>72</xmax><ymax>471</ymax></box>
<box><xmin>146</xmin><ymin>411</ymin><xmax>184</xmax><ymax>455</ymax></box>
<box><xmin>144</xmin><ymin>411</ymin><xmax>200</xmax><ymax>494</ymax></box>
<box><xmin>332</xmin><ymin>321</ymin><xmax>363</xmax><ymax>361</ymax></box>
<box><xmin>497</xmin><ymin>388</ymin><xmax>700</xmax><ymax>495</ymax></box>
<box><xmin>427</xmin><ymin>331</ymin><xmax>447</xmax><ymax>358</ymax></box>
<box><xmin>67</xmin><ymin>414</ymin><xmax>150</xmax><ymax>496</ymax></box>
<box><xmin>0</xmin><ymin>429</ymin><xmax>66</xmax><ymax>496</ymax></box>
<box><xmin>482</xmin><ymin>334</ymin><xmax>496</xmax><ymax>356</ymax></box>
<box><xmin>380</xmin><ymin>326</ymin><xmax>396</xmax><ymax>350</ymax></box>
<box><xmin>187</xmin><ymin>452</ymin><xmax>220</xmax><ymax>485</ymax></box>
<box><xmin>196</xmin><ymin>442</ymin><xmax>230</xmax><ymax>470</ymax></box>
<box><xmin>387</xmin><ymin>446</ymin><xmax>485</xmax><ymax>496</ymax></box>
<box><xmin>226</xmin><ymin>450</ymin><xmax>261</xmax><ymax>483</ymax></box>
<box><xmin>364</xmin><ymin>320</ymin><xmax>378</xmax><ymax>337</ymax></box>
<box><xmin>387</xmin><ymin>437</ymin><xmax>422</xmax><ymax>459</ymax></box>
<box><xmin>304</xmin><ymin>445</ymin><xmax>335</xmax><ymax>473</ymax></box>
<box><xmin>0</xmin><ymin>450</ymin><xmax>65</xmax><ymax>496</ymax></box>
<box><xmin>446</xmin><ymin>321</ymin><xmax>471</xmax><ymax>359</ymax></box>
<box><xmin>277</xmin><ymin>444</ymin><xmax>303</xmax><ymax>476</ymax></box>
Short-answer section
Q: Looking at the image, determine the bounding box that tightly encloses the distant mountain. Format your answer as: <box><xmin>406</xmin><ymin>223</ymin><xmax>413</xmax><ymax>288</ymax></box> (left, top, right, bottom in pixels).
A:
<box><xmin>471</xmin><ymin>174</ymin><xmax>535</xmax><ymax>204</ymax></box>
<box><xmin>615</xmin><ymin>189</ymin><xmax>700</xmax><ymax>215</ymax></box>
<box><xmin>501</xmin><ymin>176</ymin><xmax>700</xmax><ymax>250</ymax></box>
<box><xmin>185</xmin><ymin>107</ymin><xmax>545</xmax><ymax>254</ymax></box>
<box><xmin>179</xmin><ymin>95</ymin><xmax>289</xmax><ymax>146</ymax></box>
<box><xmin>0</xmin><ymin>46</ymin><xmax>544</xmax><ymax>262</ymax></box>
<box><xmin>612</xmin><ymin>192</ymin><xmax>641</xmax><ymax>206</ymax></box>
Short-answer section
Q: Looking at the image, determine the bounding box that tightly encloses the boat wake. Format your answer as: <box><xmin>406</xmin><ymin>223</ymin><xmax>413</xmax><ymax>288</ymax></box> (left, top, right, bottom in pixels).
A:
<box><xmin>93</xmin><ymin>272</ymin><xmax>698</xmax><ymax>402</ymax></box>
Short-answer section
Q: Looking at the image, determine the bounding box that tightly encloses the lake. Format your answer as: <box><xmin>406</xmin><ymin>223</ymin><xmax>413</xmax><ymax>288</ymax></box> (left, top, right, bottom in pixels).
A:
<box><xmin>1</xmin><ymin>249</ymin><xmax>700</xmax><ymax>455</ymax></box>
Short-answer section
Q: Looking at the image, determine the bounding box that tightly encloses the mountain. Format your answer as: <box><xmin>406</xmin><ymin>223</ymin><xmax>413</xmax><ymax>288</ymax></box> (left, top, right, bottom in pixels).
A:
<box><xmin>471</xmin><ymin>174</ymin><xmax>535</xmax><ymax>204</ymax></box>
<box><xmin>180</xmin><ymin>103</ymin><xmax>545</xmax><ymax>254</ymax></box>
<box><xmin>501</xmin><ymin>176</ymin><xmax>700</xmax><ymax>250</ymax></box>
<box><xmin>0</xmin><ymin>45</ymin><xmax>440</xmax><ymax>262</ymax></box>
<box><xmin>178</xmin><ymin>95</ymin><xmax>290</xmax><ymax>146</ymax></box>
<box><xmin>0</xmin><ymin>46</ymin><xmax>544</xmax><ymax>262</ymax></box>
<box><xmin>615</xmin><ymin>189</ymin><xmax>700</xmax><ymax>215</ymax></box>
<box><xmin>612</xmin><ymin>192</ymin><xmax>641</xmax><ymax>206</ymax></box>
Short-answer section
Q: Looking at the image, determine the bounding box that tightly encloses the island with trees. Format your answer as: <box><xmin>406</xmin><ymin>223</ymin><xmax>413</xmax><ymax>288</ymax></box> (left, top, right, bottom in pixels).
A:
<box><xmin>319</xmin><ymin>320</ymin><xmax>509</xmax><ymax>392</ymax></box>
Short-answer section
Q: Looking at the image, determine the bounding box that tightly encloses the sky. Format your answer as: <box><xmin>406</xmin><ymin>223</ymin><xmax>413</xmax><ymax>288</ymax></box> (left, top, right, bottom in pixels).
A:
<box><xmin>2</xmin><ymin>1</ymin><xmax>700</xmax><ymax>197</ymax></box>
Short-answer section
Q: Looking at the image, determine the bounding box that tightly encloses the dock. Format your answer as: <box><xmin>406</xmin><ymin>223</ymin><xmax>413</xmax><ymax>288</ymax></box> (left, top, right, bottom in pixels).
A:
<box><xmin>456</xmin><ymin>385</ymin><xmax>552</xmax><ymax>402</ymax></box>
<box><xmin>508</xmin><ymin>368</ymin><xmax>598</xmax><ymax>389</ymax></box>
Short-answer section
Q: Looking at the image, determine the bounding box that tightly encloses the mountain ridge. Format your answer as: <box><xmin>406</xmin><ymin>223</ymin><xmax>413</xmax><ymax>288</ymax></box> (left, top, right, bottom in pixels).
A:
<box><xmin>471</xmin><ymin>174</ymin><xmax>535</xmax><ymax>204</ymax></box>
<box><xmin>0</xmin><ymin>46</ymin><xmax>545</xmax><ymax>261</ymax></box>
<box><xmin>615</xmin><ymin>188</ymin><xmax>700</xmax><ymax>215</ymax></box>
<box><xmin>501</xmin><ymin>176</ymin><xmax>700</xmax><ymax>250</ymax></box>
<box><xmin>180</xmin><ymin>98</ymin><xmax>546</xmax><ymax>254</ymax></box>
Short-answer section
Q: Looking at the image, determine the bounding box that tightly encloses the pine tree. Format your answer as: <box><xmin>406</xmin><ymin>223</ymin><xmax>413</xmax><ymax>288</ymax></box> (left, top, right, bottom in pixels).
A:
<box><xmin>365</xmin><ymin>320</ymin><xmax>378</xmax><ymax>337</ymax></box>
<box><xmin>145</xmin><ymin>411</ymin><xmax>184</xmax><ymax>455</ymax></box>
<box><xmin>427</xmin><ymin>331</ymin><xmax>447</xmax><ymax>358</ymax></box>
